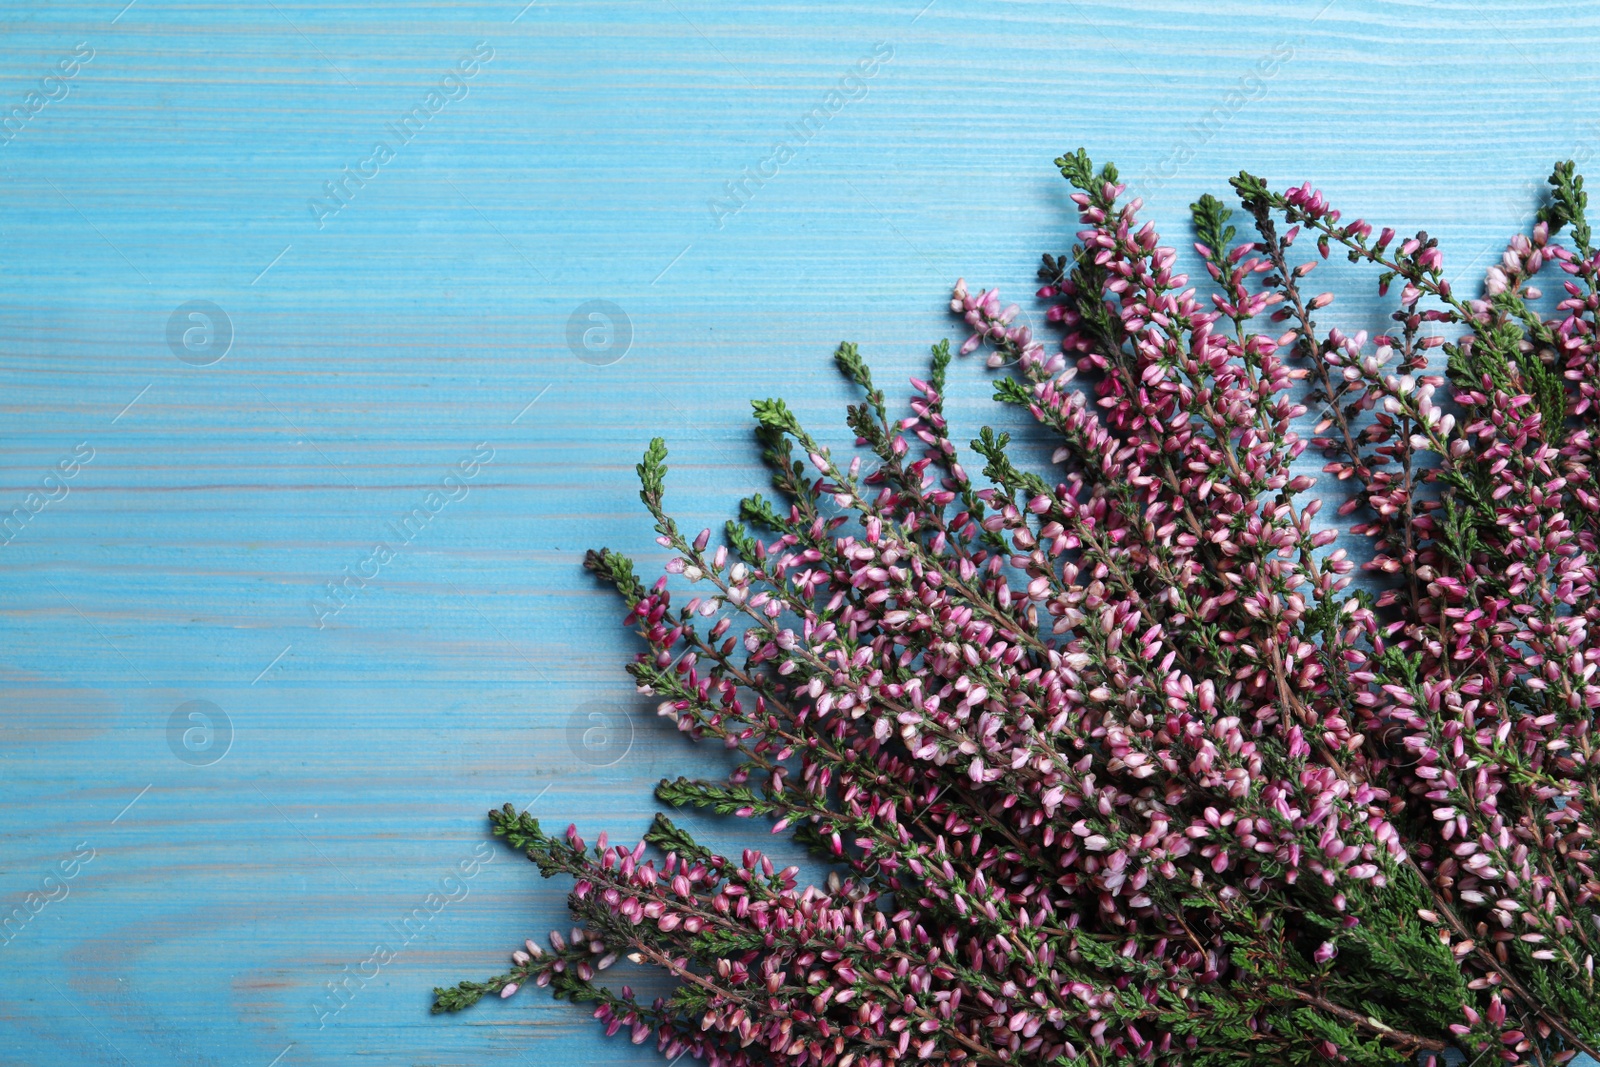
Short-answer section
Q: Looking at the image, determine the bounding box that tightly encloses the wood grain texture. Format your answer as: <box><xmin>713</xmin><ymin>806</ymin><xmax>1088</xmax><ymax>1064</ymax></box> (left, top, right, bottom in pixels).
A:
<box><xmin>2</xmin><ymin>0</ymin><xmax>1598</xmax><ymax>1063</ymax></box>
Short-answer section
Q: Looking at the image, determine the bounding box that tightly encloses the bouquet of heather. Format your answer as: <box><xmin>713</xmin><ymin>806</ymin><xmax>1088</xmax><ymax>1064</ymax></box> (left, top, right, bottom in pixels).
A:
<box><xmin>435</xmin><ymin>151</ymin><xmax>1600</xmax><ymax>1067</ymax></box>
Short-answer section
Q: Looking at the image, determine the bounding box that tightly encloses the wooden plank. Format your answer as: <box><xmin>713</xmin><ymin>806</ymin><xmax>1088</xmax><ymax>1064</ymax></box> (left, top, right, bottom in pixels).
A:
<box><xmin>0</xmin><ymin>0</ymin><xmax>1596</xmax><ymax>1062</ymax></box>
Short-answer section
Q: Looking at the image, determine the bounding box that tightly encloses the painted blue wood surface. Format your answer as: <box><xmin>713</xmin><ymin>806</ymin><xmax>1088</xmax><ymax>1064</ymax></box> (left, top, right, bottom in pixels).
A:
<box><xmin>2</xmin><ymin>1</ymin><xmax>1598</xmax><ymax>1063</ymax></box>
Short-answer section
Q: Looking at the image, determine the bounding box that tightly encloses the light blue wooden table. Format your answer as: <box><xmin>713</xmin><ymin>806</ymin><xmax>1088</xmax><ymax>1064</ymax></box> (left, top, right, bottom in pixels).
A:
<box><xmin>1</xmin><ymin>1</ymin><xmax>1595</xmax><ymax>1063</ymax></box>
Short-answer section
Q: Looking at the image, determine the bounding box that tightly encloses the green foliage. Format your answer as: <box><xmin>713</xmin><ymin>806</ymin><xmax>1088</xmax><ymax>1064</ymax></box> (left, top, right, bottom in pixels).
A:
<box><xmin>929</xmin><ymin>337</ymin><xmax>951</xmax><ymax>395</ymax></box>
<box><xmin>835</xmin><ymin>340</ymin><xmax>887</xmax><ymax>428</ymax></box>
<box><xmin>751</xmin><ymin>396</ymin><xmax>803</xmax><ymax>437</ymax></box>
<box><xmin>1191</xmin><ymin>192</ymin><xmax>1238</xmax><ymax>279</ymax></box>
<box><xmin>971</xmin><ymin>426</ymin><xmax>1050</xmax><ymax>503</ymax></box>
<box><xmin>636</xmin><ymin>436</ymin><xmax>669</xmax><ymax>512</ymax></box>
<box><xmin>736</xmin><ymin>490</ymin><xmax>788</xmax><ymax>532</ymax></box>
<box><xmin>721</xmin><ymin>516</ymin><xmax>763</xmax><ymax>564</ymax></box>
<box><xmin>1538</xmin><ymin>159</ymin><xmax>1592</xmax><ymax>254</ymax></box>
<box><xmin>1228</xmin><ymin>170</ymin><xmax>1272</xmax><ymax>209</ymax></box>
<box><xmin>431</xmin><ymin>979</ymin><xmax>492</xmax><ymax>1013</ymax></box>
<box><xmin>583</xmin><ymin>547</ymin><xmax>646</xmax><ymax>605</ymax></box>
<box><xmin>1055</xmin><ymin>146</ymin><xmax>1118</xmax><ymax>193</ymax></box>
<box><xmin>487</xmin><ymin>801</ymin><xmax>545</xmax><ymax>853</ymax></box>
<box><xmin>1448</xmin><ymin>314</ymin><xmax>1566</xmax><ymax>434</ymax></box>
<box><xmin>641</xmin><ymin>811</ymin><xmax>714</xmax><ymax>864</ymax></box>
<box><xmin>1519</xmin><ymin>339</ymin><xmax>1568</xmax><ymax>435</ymax></box>
<box><xmin>991</xmin><ymin>374</ymin><xmax>1033</xmax><ymax>408</ymax></box>
<box><xmin>655</xmin><ymin>775</ymin><xmax>781</xmax><ymax>817</ymax></box>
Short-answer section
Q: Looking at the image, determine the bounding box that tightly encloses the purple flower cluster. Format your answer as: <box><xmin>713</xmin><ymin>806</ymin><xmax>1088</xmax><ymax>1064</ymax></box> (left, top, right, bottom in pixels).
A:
<box><xmin>437</xmin><ymin>153</ymin><xmax>1600</xmax><ymax>1067</ymax></box>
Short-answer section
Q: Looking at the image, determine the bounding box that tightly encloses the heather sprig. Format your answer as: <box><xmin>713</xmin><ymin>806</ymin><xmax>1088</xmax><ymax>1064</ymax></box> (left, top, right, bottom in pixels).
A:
<box><xmin>440</xmin><ymin>153</ymin><xmax>1600</xmax><ymax>1067</ymax></box>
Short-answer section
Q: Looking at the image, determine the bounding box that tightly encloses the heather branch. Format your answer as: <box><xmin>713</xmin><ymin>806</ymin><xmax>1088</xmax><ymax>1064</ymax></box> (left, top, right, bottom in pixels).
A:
<box><xmin>443</xmin><ymin>152</ymin><xmax>1600</xmax><ymax>1067</ymax></box>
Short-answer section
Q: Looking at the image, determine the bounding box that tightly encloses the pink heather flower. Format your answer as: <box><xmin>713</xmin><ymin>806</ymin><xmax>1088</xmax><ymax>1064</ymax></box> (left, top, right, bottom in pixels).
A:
<box><xmin>439</xmin><ymin>153</ymin><xmax>1600</xmax><ymax>1067</ymax></box>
